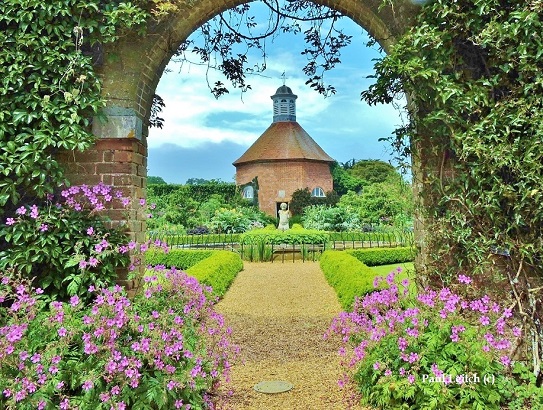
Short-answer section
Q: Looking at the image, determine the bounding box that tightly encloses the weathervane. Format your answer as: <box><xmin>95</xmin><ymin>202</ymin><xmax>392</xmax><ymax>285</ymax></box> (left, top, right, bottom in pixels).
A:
<box><xmin>281</xmin><ymin>71</ymin><xmax>288</xmax><ymax>85</ymax></box>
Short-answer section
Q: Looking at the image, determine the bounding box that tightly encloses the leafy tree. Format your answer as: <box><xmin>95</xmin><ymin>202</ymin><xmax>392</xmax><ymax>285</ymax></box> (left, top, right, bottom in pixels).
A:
<box><xmin>186</xmin><ymin>178</ymin><xmax>211</xmax><ymax>185</ymax></box>
<box><xmin>330</xmin><ymin>162</ymin><xmax>366</xmax><ymax>196</ymax></box>
<box><xmin>289</xmin><ymin>187</ymin><xmax>339</xmax><ymax>216</ymax></box>
<box><xmin>148</xmin><ymin>176</ymin><xmax>167</xmax><ymax>184</ymax></box>
<box><xmin>362</xmin><ymin>0</ymin><xmax>543</xmax><ymax>378</ymax></box>
<box><xmin>170</xmin><ymin>1</ymin><xmax>351</xmax><ymax>97</ymax></box>
<box><xmin>348</xmin><ymin>160</ymin><xmax>400</xmax><ymax>185</ymax></box>
<box><xmin>149</xmin><ymin>94</ymin><xmax>165</xmax><ymax>129</ymax></box>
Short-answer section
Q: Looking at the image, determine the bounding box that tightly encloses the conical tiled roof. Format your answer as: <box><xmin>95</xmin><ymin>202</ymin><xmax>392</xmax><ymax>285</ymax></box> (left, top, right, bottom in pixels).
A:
<box><xmin>233</xmin><ymin>121</ymin><xmax>334</xmax><ymax>165</ymax></box>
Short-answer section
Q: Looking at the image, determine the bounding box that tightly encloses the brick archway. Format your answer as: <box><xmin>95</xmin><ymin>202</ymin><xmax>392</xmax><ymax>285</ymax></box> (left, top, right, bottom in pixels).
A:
<box><xmin>60</xmin><ymin>0</ymin><xmax>423</xmax><ymax>287</ymax></box>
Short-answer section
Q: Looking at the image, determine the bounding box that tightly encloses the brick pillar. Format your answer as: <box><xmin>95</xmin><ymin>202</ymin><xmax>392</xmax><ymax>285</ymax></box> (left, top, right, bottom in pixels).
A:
<box><xmin>57</xmin><ymin>138</ymin><xmax>147</xmax><ymax>292</ymax></box>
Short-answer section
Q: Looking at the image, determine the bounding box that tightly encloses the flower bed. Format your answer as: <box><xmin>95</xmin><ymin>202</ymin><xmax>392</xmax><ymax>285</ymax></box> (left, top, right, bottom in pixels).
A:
<box><xmin>0</xmin><ymin>269</ymin><xmax>237</xmax><ymax>409</ymax></box>
<box><xmin>326</xmin><ymin>271</ymin><xmax>542</xmax><ymax>409</ymax></box>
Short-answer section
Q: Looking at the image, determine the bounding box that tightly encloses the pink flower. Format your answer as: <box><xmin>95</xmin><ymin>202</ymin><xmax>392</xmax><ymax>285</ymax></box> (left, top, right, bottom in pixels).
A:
<box><xmin>373</xmin><ymin>362</ymin><xmax>380</xmax><ymax>370</ymax></box>
<box><xmin>139</xmin><ymin>198</ymin><xmax>146</xmax><ymax>206</ymax></box>
<box><xmin>58</xmin><ymin>327</ymin><xmax>68</xmax><ymax>337</ymax></box>
<box><xmin>30</xmin><ymin>205</ymin><xmax>39</xmax><ymax>219</ymax></box>
<box><xmin>82</xmin><ymin>380</ymin><xmax>93</xmax><ymax>391</ymax></box>
<box><xmin>39</xmin><ymin>223</ymin><xmax>48</xmax><ymax>232</ymax></box>
<box><xmin>457</xmin><ymin>274</ymin><xmax>472</xmax><ymax>284</ymax></box>
<box><xmin>16</xmin><ymin>206</ymin><xmax>26</xmax><ymax>215</ymax></box>
<box><xmin>500</xmin><ymin>355</ymin><xmax>511</xmax><ymax>367</ymax></box>
<box><xmin>408</xmin><ymin>374</ymin><xmax>415</xmax><ymax>384</ymax></box>
<box><xmin>5</xmin><ymin>217</ymin><xmax>15</xmax><ymax>225</ymax></box>
<box><xmin>87</xmin><ymin>227</ymin><xmax>94</xmax><ymax>235</ymax></box>
<box><xmin>480</xmin><ymin>316</ymin><xmax>490</xmax><ymax>326</ymax></box>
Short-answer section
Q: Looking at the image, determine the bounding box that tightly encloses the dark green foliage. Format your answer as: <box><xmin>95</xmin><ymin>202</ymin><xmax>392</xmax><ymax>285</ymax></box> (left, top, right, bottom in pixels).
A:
<box><xmin>320</xmin><ymin>250</ymin><xmax>381</xmax><ymax>310</ymax></box>
<box><xmin>186</xmin><ymin>251</ymin><xmax>243</xmax><ymax>297</ymax></box>
<box><xmin>0</xmin><ymin>0</ymin><xmax>147</xmax><ymax>214</ymax></box>
<box><xmin>330</xmin><ymin>161</ymin><xmax>367</xmax><ymax>196</ymax></box>
<box><xmin>363</xmin><ymin>0</ymin><xmax>543</xmax><ymax>280</ymax></box>
<box><xmin>144</xmin><ymin>249</ymin><xmax>213</xmax><ymax>270</ymax></box>
<box><xmin>363</xmin><ymin>0</ymin><xmax>543</xmax><ymax>379</ymax></box>
<box><xmin>148</xmin><ymin>182</ymin><xmax>237</xmax><ymax>203</ymax></box>
<box><xmin>240</xmin><ymin>228</ymin><xmax>329</xmax><ymax>245</ymax></box>
<box><xmin>347</xmin><ymin>247</ymin><xmax>415</xmax><ymax>267</ymax></box>
<box><xmin>147</xmin><ymin>176</ymin><xmax>167</xmax><ymax>184</ymax></box>
<box><xmin>289</xmin><ymin>187</ymin><xmax>339</xmax><ymax>216</ymax></box>
<box><xmin>348</xmin><ymin>160</ymin><xmax>399</xmax><ymax>185</ymax></box>
<box><xmin>0</xmin><ymin>205</ymin><xmax>128</xmax><ymax>303</ymax></box>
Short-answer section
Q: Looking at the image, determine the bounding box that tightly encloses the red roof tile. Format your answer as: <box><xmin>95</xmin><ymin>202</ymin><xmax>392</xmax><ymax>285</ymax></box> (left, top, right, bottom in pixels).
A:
<box><xmin>233</xmin><ymin>121</ymin><xmax>334</xmax><ymax>165</ymax></box>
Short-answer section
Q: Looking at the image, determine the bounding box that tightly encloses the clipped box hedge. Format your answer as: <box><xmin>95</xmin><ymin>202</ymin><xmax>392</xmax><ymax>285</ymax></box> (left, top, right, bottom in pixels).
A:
<box><xmin>240</xmin><ymin>228</ymin><xmax>329</xmax><ymax>245</ymax></box>
<box><xmin>346</xmin><ymin>247</ymin><xmax>415</xmax><ymax>266</ymax></box>
<box><xmin>145</xmin><ymin>249</ymin><xmax>242</xmax><ymax>297</ymax></box>
<box><xmin>186</xmin><ymin>251</ymin><xmax>243</xmax><ymax>297</ymax></box>
<box><xmin>144</xmin><ymin>249</ymin><xmax>213</xmax><ymax>270</ymax></box>
<box><xmin>320</xmin><ymin>250</ymin><xmax>381</xmax><ymax>311</ymax></box>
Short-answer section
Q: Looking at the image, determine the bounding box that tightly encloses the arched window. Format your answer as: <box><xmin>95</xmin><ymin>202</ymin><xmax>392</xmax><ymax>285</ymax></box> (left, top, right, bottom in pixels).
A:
<box><xmin>242</xmin><ymin>185</ymin><xmax>254</xmax><ymax>199</ymax></box>
<box><xmin>311</xmin><ymin>187</ymin><xmax>326</xmax><ymax>198</ymax></box>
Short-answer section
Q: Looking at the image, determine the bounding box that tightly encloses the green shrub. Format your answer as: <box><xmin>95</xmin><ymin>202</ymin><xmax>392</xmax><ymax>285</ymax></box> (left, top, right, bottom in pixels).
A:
<box><xmin>144</xmin><ymin>249</ymin><xmax>212</xmax><ymax>270</ymax></box>
<box><xmin>186</xmin><ymin>251</ymin><xmax>243</xmax><ymax>297</ymax></box>
<box><xmin>328</xmin><ymin>272</ymin><xmax>543</xmax><ymax>410</ymax></box>
<box><xmin>320</xmin><ymin>250</ymin><xmax>381</xmax><ymax>310</ymax></box>
<box><xmin>240</xmin><ymin>228</ymin><xmax>329</xmax><ymax>245</ymax></box>
<box><xmin>0</xmin><ymin>269</ymin><xmax>236</xmax><ymax>409</ymax></box>
<box><xmin>347</xmin><ymin>247</ymin><xmax>415</xmax><ymax>266</ymax></box>
<box><xmin>302</xmin><ymin>205</ymin><xmax>361</xmax><ymax>231</ymax></box>
<box><xmin>0</xmin><ymin>186</ymin><xmax>129</xmax><ymax>304</ymax></box>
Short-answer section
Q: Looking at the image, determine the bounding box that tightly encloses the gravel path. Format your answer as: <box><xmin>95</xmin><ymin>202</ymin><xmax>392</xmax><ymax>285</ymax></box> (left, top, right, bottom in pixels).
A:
<box><xmin>216</xmin><ymin>262</ymin><xmax>360</xmax><ymax>409</ymax></box>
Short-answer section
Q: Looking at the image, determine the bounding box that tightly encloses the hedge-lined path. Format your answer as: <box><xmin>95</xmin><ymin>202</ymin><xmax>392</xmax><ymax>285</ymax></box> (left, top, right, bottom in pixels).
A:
<box><xmin>215</xmin><ymin>261</ymin><xmax>360</xmax><ymax>409</ymax></box>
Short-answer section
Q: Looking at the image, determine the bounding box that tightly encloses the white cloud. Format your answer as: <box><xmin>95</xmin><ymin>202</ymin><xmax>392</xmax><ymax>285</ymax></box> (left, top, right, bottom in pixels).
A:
<box><xmin>148</xmin><ymin>58</ymin><xmax>333</xmax><ymax>149</ymax></box>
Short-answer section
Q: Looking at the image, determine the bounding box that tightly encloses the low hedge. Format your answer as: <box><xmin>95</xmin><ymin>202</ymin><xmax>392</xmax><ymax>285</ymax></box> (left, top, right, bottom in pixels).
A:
<box><xmin>186</xmin><ymin>251</ymin><xmax>243</xmax><ymax>297</ymax></box>
<box><xmin>145</xmin><ymin>249</ymin><xmax>243</xmax><ymax>297</ymax></box>
<box><xmin>346</xmin><ymin>247</ymin><xmax>415</xmax><ymax>266</ymax></box>
<box><xmin>320</xmin><ymin>250</ymin><xmax>380</xmax><ymax>311</ymax></box>
<box><xmin>144</xmin><ymin>249</ymin><xmax>213</xmax><ymax>270</ymax></box>
<box><xmin>240</xmin><ymin>228</ymin><xmax>329</xmax><ymax>245</ymax></box>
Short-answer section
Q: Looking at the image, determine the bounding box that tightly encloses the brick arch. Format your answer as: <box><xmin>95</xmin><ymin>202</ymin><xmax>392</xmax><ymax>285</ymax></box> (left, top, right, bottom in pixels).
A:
<box><xmin>134</xmin><ymin>0</ymin><xmax>419</xmax><ymax>125</ymax></box>
<box><xmin>61</xmin><ymin>0</ymin><xmax>423</xmax><ymax>289</ymax></box>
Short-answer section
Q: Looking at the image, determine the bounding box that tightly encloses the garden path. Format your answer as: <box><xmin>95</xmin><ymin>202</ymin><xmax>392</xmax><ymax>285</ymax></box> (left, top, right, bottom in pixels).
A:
<box><xmin>216</xmin><ymin>262</ymin><xmax>360</xmax><ymax>409</ymax></box>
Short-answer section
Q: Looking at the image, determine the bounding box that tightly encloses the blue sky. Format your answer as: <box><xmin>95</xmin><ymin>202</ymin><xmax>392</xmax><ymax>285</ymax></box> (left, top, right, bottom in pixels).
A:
<box><xmin>147</xmin><ymin>10</ymin><xmax>407</xmax><ymax>184</ymax></box>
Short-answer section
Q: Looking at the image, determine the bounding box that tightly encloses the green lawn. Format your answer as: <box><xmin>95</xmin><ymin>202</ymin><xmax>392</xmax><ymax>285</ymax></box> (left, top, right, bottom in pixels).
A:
<box><xmin>371</xmin><ymin>262</ymin><xmax>416</xmax><ymax>294</ymax></box>
<box><xmin>370</xmin><ymin>262</ymin><xmax>414</xmax><ymax>277</ymax></box>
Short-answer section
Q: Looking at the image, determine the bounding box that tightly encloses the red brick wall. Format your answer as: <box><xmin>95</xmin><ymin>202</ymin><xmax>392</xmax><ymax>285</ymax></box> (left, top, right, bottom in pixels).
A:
<box><xmin>56</xmin><ymin>138</ymin><xmax>147</xmax><ymax>291</ymax></box>
<box><xmin>235</xmin><ymin>160</ymin><xmax>333</xmax><ymax>216</ymax></box>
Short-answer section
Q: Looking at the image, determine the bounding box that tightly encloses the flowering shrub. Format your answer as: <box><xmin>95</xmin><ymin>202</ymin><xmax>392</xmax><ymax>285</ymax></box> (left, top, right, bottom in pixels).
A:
<box><xmin>327</xmin><ymin>271</ymin><xmax>543</xmax><ymax>409</ymax></box>
<box><xmin>0</xmin><ymin>184</ymin><xmax>134</xmax><ymax>303</ymax></box>
<box><xmin>302</xmin><ymin>205</ymin><xmax>361</xmax><ymax>232</ymax></box>
<box><xmin>0</xmin><ymin>267</ymin><xmax>237</xmax><ymax>409</ymax></box>
<box><xmin>0</xmin><ymin>184</ymin><xmax>169</xmax><ymax>305</ymax></box>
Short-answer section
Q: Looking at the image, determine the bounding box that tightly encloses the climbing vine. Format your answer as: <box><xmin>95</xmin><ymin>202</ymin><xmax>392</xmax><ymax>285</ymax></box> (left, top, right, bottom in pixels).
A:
<box><xmin>0</xmin><ymin>0</ymin><xmax>148</xmax><ymax>215</ymax></box>
<box><xmin>363</xmin><ymin>0</ymin><xmax>543</xmax><ymax>379</ymax></box>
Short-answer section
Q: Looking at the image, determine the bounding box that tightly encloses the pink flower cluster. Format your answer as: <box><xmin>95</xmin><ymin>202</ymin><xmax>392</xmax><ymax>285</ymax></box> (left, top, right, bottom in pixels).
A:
<box><xmin>327</xmin><ymin>271</ymin><xmax>522</xmax><ymax>387</ymax></box>
<box><xmin>0</xmin><ymin>268</ymin><xmax>237</xmax><ymax>409</ymax></box>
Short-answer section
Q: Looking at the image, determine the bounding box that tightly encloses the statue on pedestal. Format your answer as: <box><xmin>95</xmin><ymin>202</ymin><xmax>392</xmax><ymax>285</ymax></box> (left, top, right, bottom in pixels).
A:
<box><xmin>277</xmin><ymin>202</ymin><xmax>290</xmax><ymax>231</ymax></box>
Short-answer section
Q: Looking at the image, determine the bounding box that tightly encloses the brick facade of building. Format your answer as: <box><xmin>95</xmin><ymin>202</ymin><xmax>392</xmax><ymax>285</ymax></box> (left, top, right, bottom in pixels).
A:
<box><xmin>236</xmin><ymin>160</ymin><xmax>333</xmax><ymax>216</ymax></box>
<box><xmin>234</xmin><ymin>85</ymin><xmax>334</xmax><ymax>217</ymax></box>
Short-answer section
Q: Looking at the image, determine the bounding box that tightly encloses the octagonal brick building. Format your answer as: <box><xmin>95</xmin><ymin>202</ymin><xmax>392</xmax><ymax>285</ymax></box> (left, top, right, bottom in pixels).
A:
<box><xmin>233</xmin><ymin>85</ymin><xmax>335</xmax><ymax>216</ymax></box>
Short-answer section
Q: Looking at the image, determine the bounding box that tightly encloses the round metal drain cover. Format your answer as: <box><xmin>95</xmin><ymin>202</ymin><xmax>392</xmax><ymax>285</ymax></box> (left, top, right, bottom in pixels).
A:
<box><xmin>253</xmin><ymin>380</ymin><xmax>294</xmax><ymax>394</ymax></box>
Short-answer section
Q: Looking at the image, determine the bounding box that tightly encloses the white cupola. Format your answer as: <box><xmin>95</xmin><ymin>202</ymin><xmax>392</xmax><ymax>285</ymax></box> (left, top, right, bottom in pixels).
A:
<box><xmin>271</xmin><ymin>85</ymin><xmax>297</xmax><ymax>122</ymax></box>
